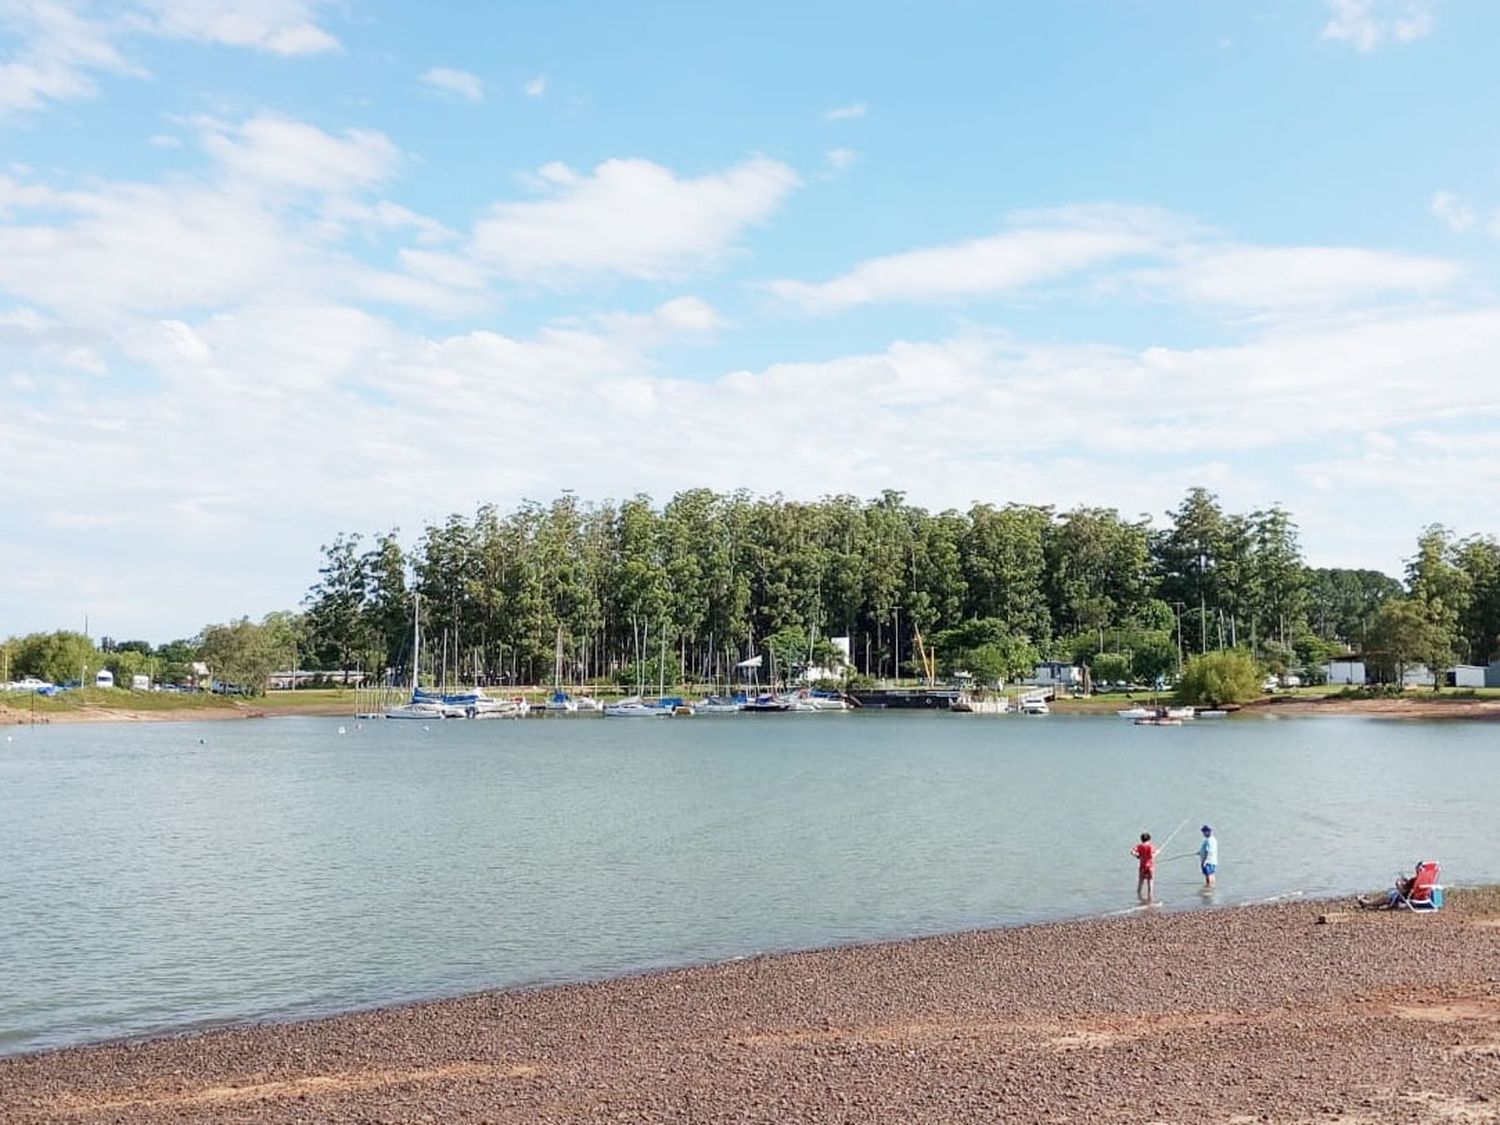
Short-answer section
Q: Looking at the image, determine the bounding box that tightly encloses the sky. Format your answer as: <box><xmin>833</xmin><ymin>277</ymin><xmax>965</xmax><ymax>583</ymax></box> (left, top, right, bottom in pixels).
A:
<box><xmin>3</xmin><ymin>0</ymin><xmax>1500</xmax><ymax>641</ymax></box>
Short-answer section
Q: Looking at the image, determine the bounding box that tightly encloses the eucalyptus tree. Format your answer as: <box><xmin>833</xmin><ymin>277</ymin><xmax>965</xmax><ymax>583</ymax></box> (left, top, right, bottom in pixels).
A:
<box><xmin>1453</xmin><ymin>535</ymin><xmax>1500</xmax><ymax>665</ymax></box>
<box><xmin>1044</xmin><ymin>506</ymin><xmax>1152</xmax><ymax>639</ymax></box>
<box><xmin>305</xmin><ymin>532</ymin><xmax>369</xmax><ymax>673</ymax></box>
<box><xmin>1154</xmin><ymin>488</ymin><xmax>1228</xmax><ymax>654</ymax></box>
<box><xmin>361</xmin><ymin>530</ymin><xmax>410</xmax><ymax>679</ymax></box>
<box><xmin>1304</xmin><ymin>567</ymin><xmax>1401</xmax><ymax>647</ymax></box>
<box><xmin>961</xmin><ymin>503</ymin><xmax>1051</xmax><ymax>642</ymax></box>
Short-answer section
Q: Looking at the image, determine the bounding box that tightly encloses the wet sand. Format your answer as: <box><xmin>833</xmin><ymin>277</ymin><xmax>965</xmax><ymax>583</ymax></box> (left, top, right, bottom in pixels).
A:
<box><xmin>4</xmin><ymin>890</ymin><xmax>1498</xmax><ymax>1124</ymax></box>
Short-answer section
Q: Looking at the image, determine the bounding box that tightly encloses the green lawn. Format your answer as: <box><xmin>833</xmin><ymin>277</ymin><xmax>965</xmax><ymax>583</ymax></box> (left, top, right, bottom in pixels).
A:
<box><xmin>0</xmin><ymin>688</ymin><xmax>246</xmax><ymax>714</ymax></box>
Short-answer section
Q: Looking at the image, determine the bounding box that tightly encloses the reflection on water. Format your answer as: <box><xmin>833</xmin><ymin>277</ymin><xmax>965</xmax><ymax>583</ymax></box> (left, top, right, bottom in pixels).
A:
<box><xmin>1</xmin><ymin>712</ymin><xmax>1494</xmax><ymax>1054</ymax></box>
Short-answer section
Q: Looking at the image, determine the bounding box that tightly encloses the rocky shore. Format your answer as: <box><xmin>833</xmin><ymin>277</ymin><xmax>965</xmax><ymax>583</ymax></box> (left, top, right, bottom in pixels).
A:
<box><xmin>4</xmin><ymin>891</ymin><xmax>1498</xmax><ymax>1124</ymax></box>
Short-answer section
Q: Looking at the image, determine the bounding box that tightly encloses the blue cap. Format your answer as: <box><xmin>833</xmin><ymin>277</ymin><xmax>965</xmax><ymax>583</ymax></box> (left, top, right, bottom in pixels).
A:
<box><xmin>1201</xmin><ymin>825</ymin><xmax>1212</xmax><ymax>833</ymax></box>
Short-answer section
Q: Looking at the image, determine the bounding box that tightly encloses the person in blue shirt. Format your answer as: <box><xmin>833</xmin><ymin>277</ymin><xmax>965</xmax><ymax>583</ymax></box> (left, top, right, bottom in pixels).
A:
<box><xmin>1197</xmin><ymin>825</ymin><xmax>1218</xmax><ymax>888</ymax></box>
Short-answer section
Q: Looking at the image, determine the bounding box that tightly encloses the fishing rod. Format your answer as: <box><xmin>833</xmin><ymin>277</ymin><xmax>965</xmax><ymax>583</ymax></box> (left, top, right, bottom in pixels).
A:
<box><xmin>1156</xmin><ymin>816</ymin><xmax>1192</xmax><ymax>855</ymax></box>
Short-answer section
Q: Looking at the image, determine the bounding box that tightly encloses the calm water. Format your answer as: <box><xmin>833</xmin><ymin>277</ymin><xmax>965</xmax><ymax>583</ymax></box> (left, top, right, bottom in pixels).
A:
<box><xmin>1</xmin><ymin>712</ymin><xmax>1495</xmax><ymax>1055</ymax></box>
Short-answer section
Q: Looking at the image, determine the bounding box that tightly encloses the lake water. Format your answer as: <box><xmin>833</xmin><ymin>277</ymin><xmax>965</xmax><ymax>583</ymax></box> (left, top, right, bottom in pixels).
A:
<box><xmin>1</xmin><ymin>711</ymin><xmax>1495</xmax><ymax>1055</ymax></box>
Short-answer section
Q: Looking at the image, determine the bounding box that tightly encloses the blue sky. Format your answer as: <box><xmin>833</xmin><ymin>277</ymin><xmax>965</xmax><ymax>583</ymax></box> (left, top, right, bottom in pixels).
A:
<box><xmin>4</xmin><ymin>0</ymin><xmax>1500</xmax><ymax>639</ymax></box>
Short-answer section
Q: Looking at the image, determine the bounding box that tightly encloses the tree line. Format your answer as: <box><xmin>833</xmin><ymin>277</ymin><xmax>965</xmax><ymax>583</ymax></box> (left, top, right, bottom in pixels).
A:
<box><xmin>290</xmin><ymin>487</ymin><xmax>1500</xmax><ymax>690</ymax></box>
<box><xmin>6</xmin><ymin>488</ymin><xmax>1496</xmax><ymax>695</ymax></box>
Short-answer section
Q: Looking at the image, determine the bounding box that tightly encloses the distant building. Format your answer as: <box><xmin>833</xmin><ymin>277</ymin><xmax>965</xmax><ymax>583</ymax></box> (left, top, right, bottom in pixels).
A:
<box><xmin>130</xmin><ymin>674</ymin><xmax>151</xmax><ymax>691</ymax></box>
<box><xmin>1031</xmin><ymin>661</ymin><xmax>1084</xmax><ymax>688</ymax></box>
<box><xmin>801</xmin><ymin>636</ymin><xmax>851</xmax><ymax>684</ymax></box>
<box><xmin>1487</xmin><ymin>660</ymin><xmax>1500</xmax><ymax>689</ymax></box>
<box><xmin>94</xmin><ymin>668</ymin><xmax>115</xmax><ymax>688</ymax></box>
<box><xmin>1446</xmin><ymin>664</ymin><xmax>1486</xmax><ymax>688</ymax></box>
<box><xmin>1325</xmin><ymin>657</ymin><xmax>1366</xmax><ymax>685</ymax></box>
<box><xmin>268</xmin><ymin>670</ymin><xmax>367</xmax><ymax>690</ymax></box>
<box><xmin>1402</xmin><ymin>664</ymin><xmax>1435</xmax><ymax>688</ymax></box>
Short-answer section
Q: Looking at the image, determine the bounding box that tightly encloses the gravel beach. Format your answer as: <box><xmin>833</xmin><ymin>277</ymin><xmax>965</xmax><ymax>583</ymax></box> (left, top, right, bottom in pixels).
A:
<box><xmin>4</xmin><ymin>891</ymin><xmax>1498</xmax><ymax>1124</ymax></box>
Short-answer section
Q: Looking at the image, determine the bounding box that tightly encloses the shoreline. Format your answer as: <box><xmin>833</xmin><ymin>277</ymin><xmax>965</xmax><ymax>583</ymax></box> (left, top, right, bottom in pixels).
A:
<box><xmin>3</xmin><ymin>890</ymin><xmax>1496</xmax><ymax>1123</ymax></box>
<box><xmin>7</xmin><ymin>692</ymin><xmax>1500</xmax><ymax>724</ymax></box>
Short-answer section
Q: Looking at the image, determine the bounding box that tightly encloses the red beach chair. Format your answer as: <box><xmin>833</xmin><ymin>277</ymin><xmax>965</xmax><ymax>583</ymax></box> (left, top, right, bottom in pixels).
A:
<box><xmin>1394</xmin><ymin>861</ymin><xmax>1442</xmax><ymax>911</ymax></box>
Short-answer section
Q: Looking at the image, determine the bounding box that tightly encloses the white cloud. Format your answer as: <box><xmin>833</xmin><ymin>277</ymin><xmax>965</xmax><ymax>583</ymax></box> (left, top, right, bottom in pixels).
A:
<box><xmin>420</xmin><ymin>66</ymin><xmax>484</xmax><ymax>102</ymax></box>
<box><xmin>1153</xmin><ymin>245</ymin><xmax>1460</xmax><ymax>312</ymax></box>
<box><xmin>133</xmin><ymin>0</ymin><xmax>339</xmax><ymax>56</ymax></box>
<box><xmin>0</xmin><ymin>114</ymin><xmax>472</xmax><ymax>324</ymax></box>
<box><xmin>824</xmin><ymin>148</ymin><xmax>857</xmax><ymax>174</ymax></box>
<box><xmin>823</xmin><ymin>102</ymin><xmax>866</xmax><ymax>121</ymax></box>
<box><xmin>1321</xmin><ymin>0</ymin><xmax>1434</xmax><ymax>52</ymax></box>
<box><xmin>523</xmin><ymin>74</ymin><xmax>547</xmax><ymax>98</ymax></box>
<box><xmin>469</xmin><ymin>155</ymin><xmax>800</xmax><ymax>283</ymax></box>
<box><xmin>0</xmin><ymin>0</ymin><xmax>141</xmax><ymax>115</ymax></box>
<box><xmin>1431</xmin><ymin>190</ymin><xmax>1475</xmax><ymax>233</ymax></box>
<box><xmin>769</xmin><ymin>206</ymin><xmax>1175</xmax><ymax>313</ymax></box>
<box><xmin>0</xmin><ymin>0</ymin><xmax>336</xmax><ymax>120</ymax></box>
<box><xmin>198</xmin><ymin>114</ymin><xmax>400</xmax><ymax>194</ymax></box>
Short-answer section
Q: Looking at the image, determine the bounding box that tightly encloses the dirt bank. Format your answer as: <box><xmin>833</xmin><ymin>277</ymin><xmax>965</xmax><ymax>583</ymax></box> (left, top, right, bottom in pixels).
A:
<box><xmin>4</xmin><ymin>890</ymin><xmax>1497</xmax><ymax>1123</ymax></box>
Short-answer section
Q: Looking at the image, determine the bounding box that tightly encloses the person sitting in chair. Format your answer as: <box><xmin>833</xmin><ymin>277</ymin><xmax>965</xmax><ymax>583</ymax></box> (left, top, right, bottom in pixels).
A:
<box><xmin>1358</xmin><ymin>862</ymin><xmax>1424</xmax><ymax>909</ymax></box>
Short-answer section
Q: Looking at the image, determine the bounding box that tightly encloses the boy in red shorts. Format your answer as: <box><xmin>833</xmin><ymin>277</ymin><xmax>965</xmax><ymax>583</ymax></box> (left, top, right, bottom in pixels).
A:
<box><xmin>1131</xmin><ymin>832</ymin><xmax>1157</xmax><ymax>903</ymax></box>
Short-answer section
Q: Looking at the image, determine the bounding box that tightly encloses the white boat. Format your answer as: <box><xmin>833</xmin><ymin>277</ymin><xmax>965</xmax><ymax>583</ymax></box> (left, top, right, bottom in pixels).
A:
<box><xmin>386</xmin><ymin>701</ymin><xmax>446</xmax><ymax>721</ymax></box>
<box><xmin>695</xmin><ymin>695</ymin><xmax>746</xmax><ymax>715</ymax></box>
<box><xmin>603</xmin><ymin>696</ymin><xmax>668</xmax><ymax>718</ymax></box>
<box><xmin>573</xmin><ymin>695</ymin><xmax>601</xmax><ymax>713</ymax></box>
<box><xmin>1019</xmin><ymin>691</ymin><xmax>1050</xmax><ymax>715</ymax></box>
<box><xmin>1164</xmin><ymin>706</ymin><xmax>1195</xmax><ymax>720</ymax></box>
<box><xmin>1116</xmin><ymin>707</ymin><xmax>1152</xmax><ymax>719</ymax></box>
<box><xmin>1196</xmin><ymin>709</ymin><xmax>1229</xmax><ymax>719</ymax></box>
<box><xmin>387</xmin><ymin>594</ymin><xmax>442</xmax><ymax>720</ymax></box>
<box><xmin>542</xmin><ymin>690</ymin><xmax>579</xmax><ymax>713</ymax></box>
<box><xmin>469</xmin><ymin>692</ymin><xmax>526</xmax><ymax>719</ymax></box>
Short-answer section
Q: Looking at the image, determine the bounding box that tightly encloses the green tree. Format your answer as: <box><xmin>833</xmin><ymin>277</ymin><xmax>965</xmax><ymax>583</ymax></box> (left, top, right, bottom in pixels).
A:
<box><xmin>1174</xmin><ymin>649</ymin><xmax>1261</xmax><ymax>707</ymax></box>
<box><xmin>12</xmin><ymin>631</ymin><xmax>99</xmax><ymax>685</ymax></box>
<box><xmin>1365</xmin><ymin>597</ymin><xmax>1453</xmax><ymax>689</ymax></box>
<box><xmin>305</xmin><ymin>532</ymin><xmax>369</xmax><ymax>672</ymax></box>
<box><xmin>1091</xmin><ymin>652</ymin><xmax>1132</xmax><ymax>686</ymax></box>
<box><xmin>198</xmin><ymin>617</ymin><xmax>282</xmax><ymax>695</ymax></box>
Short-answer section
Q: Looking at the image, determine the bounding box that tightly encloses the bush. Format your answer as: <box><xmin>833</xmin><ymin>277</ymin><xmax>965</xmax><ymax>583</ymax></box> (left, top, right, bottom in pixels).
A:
<box><xmin>1175</xmin><ymin>649</ymin><xmax>1262</xmax><ymax>707</ymax></box>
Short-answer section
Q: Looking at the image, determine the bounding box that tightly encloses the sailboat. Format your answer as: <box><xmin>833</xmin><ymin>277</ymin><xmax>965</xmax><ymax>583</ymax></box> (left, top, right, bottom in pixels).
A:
<box><xmin>386</xmin><ymin>595</ymin><xmax>446</xmax><ymax>720</ymax></box>
<box><xmin>543</xmin><ymin>625</ymin><xmax>578</xmax><ymax>713</ymax></box>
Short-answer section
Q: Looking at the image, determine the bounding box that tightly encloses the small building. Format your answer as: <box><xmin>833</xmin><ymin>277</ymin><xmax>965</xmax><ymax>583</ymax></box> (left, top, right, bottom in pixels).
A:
<box><xmin>1325</xmin><ymin>657</ymin><xmax>1366</xmax><ymax>686</ymax></box>
<box><xmin>130</xmin><ymin>674</ymin><xmax>151</xmax><ymax>691</ymax></box>
<box><xmin>1447</xmin><ymin>664</ymin><xmax>1486</xmax><ymax>688</ymax></box>
<box><xmin>1402</xmin><ymin>664</ymin><xmax>1435</xmax><ymax>689</ymax></box>
<box><xmin>1032</xmin><ymin>661</ymin><xmax>1084</xmax><ymax>688</ymax></box>
<box><xmin>94</xmin><ymin>668</ymin><xmax>115</xmax><ymax>688</ymax></box>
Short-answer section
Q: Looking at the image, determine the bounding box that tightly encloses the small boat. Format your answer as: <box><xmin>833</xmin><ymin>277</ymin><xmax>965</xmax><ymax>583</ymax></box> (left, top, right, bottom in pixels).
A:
<box><xmin>1195</xmin><ymin>709</ymin><xmax>1229</xmax><ymax>719</ymax></box>
<box><xmin>1019</xmin><ymin>693</ymin><xmax>1050</xmax><ymax>716</ymax></box>
<box><xmin>573</xmin><ymin>695</ymin><xmax>602</xmax><ymax>713</ymax></box>
<box><xmin>805</xmin><ymin>690</ymin><xmax>850</xmax><ymax>712</ymax></box>
<box><xmin>386</xmin><ymin>700</ymin><xmax>447</xmax><ymax>720</ymax></box>
<box><xmin>1116</xmin><ymin>707</ymin><xmax>1152</xmax><ymax>719</ymax></box>
<box><xmin>1135</xmin><ymin>715</ymin><xmax>1183</xmax><ymax>726</ymax></box>
<box><xmin>603</xmin><ymin>696</ymin><xmax>669</xmax><ymax>718</ymax></box>
<box><xmin>696</xmin><ymin>694</ymin><xmax>746</xmax><ymax>715</ymax></box>
<box><xmin>542</xmin><ymin>690</ymin><xmax>579</xmax><ymax>714</ymax></box>
<box><xmin>1164</xmin><ymin>706</ymin><xmax>1195</xmax><ymax>720</ymax></box>
<box><xmin>742</xmin><ymin>693</ymin><xmax>793</xmax><ymax>713</ymax></box>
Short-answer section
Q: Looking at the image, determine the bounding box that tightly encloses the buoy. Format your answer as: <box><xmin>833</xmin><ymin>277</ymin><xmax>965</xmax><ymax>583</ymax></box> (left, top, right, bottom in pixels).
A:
<box><xmin>337</xmin><ymin>725</ymin><xmax>347</xmax><ymax>735</ymax></box>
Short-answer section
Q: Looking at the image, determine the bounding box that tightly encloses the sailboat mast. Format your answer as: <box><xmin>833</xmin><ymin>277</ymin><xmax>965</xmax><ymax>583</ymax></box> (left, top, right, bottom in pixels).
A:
<box><xmin>412</xmin><ymin>592</ymin><xmax>421</xmax><ymax>691</ymax></box>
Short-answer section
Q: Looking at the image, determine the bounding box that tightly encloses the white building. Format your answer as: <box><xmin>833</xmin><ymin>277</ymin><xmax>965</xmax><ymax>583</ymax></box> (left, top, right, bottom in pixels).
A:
<box><xmin>1324</xmin><ymin>657</ymin><xmax>1366</xmax><ymax>686</ymax></box>
<box><xmin>1447</xmin><ymin>664</ymin><xmax>1486</xmax><ymax>688</ymax></box>
<box><xmin>130</xmin><ymin>674</ymin><xmax>151</xmax><ymax>691</ymax></box>
<box><xmin>1031</xmin><ymin>661</ymin><xmax>1084</xmax><ymax>688</ymax></box>
<box><xmin>94</xmin><ymin>668</ymin><xmax>115</xmax><ymax>688</ymax></box>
